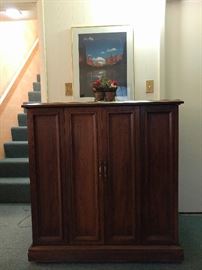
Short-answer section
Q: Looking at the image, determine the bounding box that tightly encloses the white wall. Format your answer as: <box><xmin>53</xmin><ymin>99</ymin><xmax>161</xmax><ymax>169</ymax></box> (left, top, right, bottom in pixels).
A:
<box><xmin>40</xmin><ymin>0</ymin><xmax>165</xmax><ymax>102</ymax></box>
<box><xmin>165</xmin><ymin>0</ymin><xmax>202</xmax><ymax>212</ymax></box>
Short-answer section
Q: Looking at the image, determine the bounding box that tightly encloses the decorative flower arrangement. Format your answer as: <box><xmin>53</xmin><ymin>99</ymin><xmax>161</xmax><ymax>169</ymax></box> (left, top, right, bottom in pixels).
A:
<box><xmin>92</xmin><ymin>77</ymin><xmax>118</xmax><ymax>92</ymax></box>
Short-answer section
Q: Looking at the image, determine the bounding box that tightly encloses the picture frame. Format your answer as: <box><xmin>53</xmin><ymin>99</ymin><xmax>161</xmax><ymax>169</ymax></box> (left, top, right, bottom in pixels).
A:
<box><xmin>71</xmin><ymin>25</ymin><xmax>134</xmax><ymax>101</ymax></box>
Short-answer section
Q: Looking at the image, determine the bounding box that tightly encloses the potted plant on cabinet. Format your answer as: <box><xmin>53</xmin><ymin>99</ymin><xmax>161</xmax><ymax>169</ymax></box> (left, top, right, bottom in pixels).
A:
<box><xmin>92</xmin><ymin>77</ymin><xmax>118</xmax><ymax>101</ymax></box>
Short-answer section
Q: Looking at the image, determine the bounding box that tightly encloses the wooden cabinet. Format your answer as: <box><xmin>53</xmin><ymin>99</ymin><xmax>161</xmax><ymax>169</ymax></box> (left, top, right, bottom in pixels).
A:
<box><xmin>23</xmin><ymin>101</ymin><xmax>184</xmax><ymax>263</ymax></box>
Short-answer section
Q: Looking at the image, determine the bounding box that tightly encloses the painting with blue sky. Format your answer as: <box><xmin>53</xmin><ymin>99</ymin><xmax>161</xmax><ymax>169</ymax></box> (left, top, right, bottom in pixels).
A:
<box><xmin>78</xmin><ymin>32</ymin><xmax>127</xmax><ymax>98</ymax></box>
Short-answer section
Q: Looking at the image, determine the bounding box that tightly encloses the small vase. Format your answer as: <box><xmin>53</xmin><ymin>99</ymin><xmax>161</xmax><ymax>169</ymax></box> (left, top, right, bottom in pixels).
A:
<box><xmin>93</xmin><ymin>90</ymin><xmax>105</xmax><ymax>101</ymax></box>
<box><xmin>92</xmin><ymin>88</ymin><xmax>105</xmax><ymax>101</ymax></box>
<box><xmin>105</xmin><ymin>90</ymin><xmax>116</xmax><ymax>102</ymax></box>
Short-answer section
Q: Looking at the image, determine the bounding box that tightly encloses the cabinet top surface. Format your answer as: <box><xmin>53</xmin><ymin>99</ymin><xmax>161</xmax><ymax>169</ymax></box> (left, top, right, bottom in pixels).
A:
<box><xmin>22</xmin><ymin>100</ymin><xmax>184</xmax><ymax>109</ymax></box>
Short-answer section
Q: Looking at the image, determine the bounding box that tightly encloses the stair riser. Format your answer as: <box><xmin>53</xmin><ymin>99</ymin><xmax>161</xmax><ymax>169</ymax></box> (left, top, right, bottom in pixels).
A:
<box><xmin>28</xmin><ymin>91</ymin><xmax>41</xmax><ymax>102</ymax></box>
<box><xmin>33</xmin><ymin>82</ymin><xmax>41</xmax><ymax>91</ymax></box>
<box><xmin>18</xmin><ymin>113</ymin><xmax>27</xmax><ymax>126</ymax></box>
<box><xmin>37</xmin><ymin>74</ymin><xmax>40</xmax><ymax>83</ymax></box>
<box><xmin>1</xmin><ymin>75</ymin><xmax>40</xmax><ymax>203</ymax></box>
<box><xmin>4</xmin><ymin>144</ymin><xmax>28</xmax><ymax>158</ymax></box>
<box><xmin>0</xmin><ymin>162</ymin><xmax>29</xmax><ymax>177</ymax></box>
<box><xmin>0</xmin><ymin>183</ymin><xmax>30</xmax><ymax>203</ymax></box>
<box><xmin>11</xmin><ymin>128</ymin><xmax>28</xmax><ymax>141</ymax></box>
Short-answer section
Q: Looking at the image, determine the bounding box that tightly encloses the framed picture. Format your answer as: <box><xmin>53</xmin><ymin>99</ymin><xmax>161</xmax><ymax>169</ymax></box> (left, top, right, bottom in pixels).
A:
<box><xmin>71</xmin><ymin>25</ymin><xmax>134</xmax><ymax>101</ymax></box>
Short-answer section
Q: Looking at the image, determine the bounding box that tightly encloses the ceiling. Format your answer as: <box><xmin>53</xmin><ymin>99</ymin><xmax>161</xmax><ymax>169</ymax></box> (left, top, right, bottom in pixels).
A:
<box><xmin>0</xmin><ymin>1</ymin><xmax>37</xmax><ymax>20</ymax></box>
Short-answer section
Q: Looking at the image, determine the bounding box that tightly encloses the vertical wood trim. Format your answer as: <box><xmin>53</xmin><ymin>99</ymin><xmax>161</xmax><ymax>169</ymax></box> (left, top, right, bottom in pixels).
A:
<box><xmin>64</xmin><ymin>108</ymin><xmax>102</xmax><ymax>243</ymax></box>
<box><xmin>28</xmin><ymin>108</ymin><xmax>65</xmax><ymax>244</ymax></box>
<box><xmin>140</xmin><ymin>105</ymin><xmax>179</xmax><ymax>244</ymax></box>
<box><xmin>104</xmin><ymin>107</ymin><xmax>138</xmax><ymax>244</ymax></box>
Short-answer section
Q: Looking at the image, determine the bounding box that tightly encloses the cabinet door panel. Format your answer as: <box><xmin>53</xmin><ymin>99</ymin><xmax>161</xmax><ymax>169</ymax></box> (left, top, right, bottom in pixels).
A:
<box><xmin>28</xmin><ymin>109</ymin><xmax>65</xmax><ymax>244</ymax></box>
<box><xmin>104</xmin><ymin>108</ymin><xmax>138</xmax><ymax>243</ymax></box>
<box><xmin>65</xmin><ymin>109</ymin><xmax>102</xmax><ymax>243</ymax></box>
<box><xmin>141</xmin><ymin>106</ymin><xmax>178</xmax><ymax>244</ymax></box>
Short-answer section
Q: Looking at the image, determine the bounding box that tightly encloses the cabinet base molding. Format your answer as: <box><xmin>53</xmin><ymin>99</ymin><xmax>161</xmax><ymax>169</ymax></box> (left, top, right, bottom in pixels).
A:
<box><xmin>28</xmin><ymin>245</ymin><xmax>184</xmax><ymax>263</ymax></box>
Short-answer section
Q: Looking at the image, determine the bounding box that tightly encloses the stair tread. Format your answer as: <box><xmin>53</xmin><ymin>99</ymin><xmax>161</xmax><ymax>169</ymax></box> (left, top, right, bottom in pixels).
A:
<box><xmin>28</xmin><ymin>92</ymin><xmax>41</xmax><ymax>98</ymax></box>
<box><xmin>0</xmin><ymin>178</ymin><xmax>30</xmax><ymax>184</ymax></box>
<box><xmin>18</xmin><ymin>113</ymin><xmax>27</xmax><ymax>118</ymax></box>
<box><xmin>11</xmin><ymin>126</ymin><xmax>27</xmax><ymax>129</ymax></box>
<box><xmin>28</xmin><ymin>90</ymin><xmax>41</xmax><ymax>94</ymax></box>
<box><xmin>23</xmin><ymin>101</ymin><xmax>40</xmax><ymax>104</ymax></box>
<box><xmin>0</xmin><ymin>158</ymin><xmax>29</xmax><ymax>163</ymax></box>
<box><xmin>4</xmin><ymin>141</ymin><xmax>28</xmax><ymax>145</ymax></box>
<box><xmin>34</xmin><ymin>81</ymin><xmax>40</xmax><ymax>85</ymax></box>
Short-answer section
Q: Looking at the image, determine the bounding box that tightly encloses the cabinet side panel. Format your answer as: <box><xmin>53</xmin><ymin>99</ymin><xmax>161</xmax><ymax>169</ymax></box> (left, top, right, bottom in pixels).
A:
<box><xmin>141</xmin><ymin>106</ymin><xmax>178</xmax><ymax>244</ymax></box>
<box><xmin>29</xmin><ymin>111</ymin><xmax>64</xmax><ymax>243</ymax></box>
<box><xmin>105</xmin><ymin>110</ymin><xmax>136</xmax><ymax>243</ymax></box>
<box><xmin>68</xmin><ymin>112</ymin><xmax>100</xmax><ymax>242</ymax></box>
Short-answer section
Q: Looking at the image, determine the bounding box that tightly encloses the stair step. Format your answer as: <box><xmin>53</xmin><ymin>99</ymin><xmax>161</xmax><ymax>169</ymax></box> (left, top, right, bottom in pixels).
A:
<box><xmin>4</xmin><ymin>141</ymin><xmax>28</xmax><ymax>158</ymax></box>
<box><xmin>11</xmin><ymin>126</ymin><xmax>27</xmax><ymax>141</ymax></box>
<box><xmin>28</xmin><ymin>91</ymin><xmax>41</xmax><ymax>102</ymax></box>
<box><xmin>37</xmin><ymin>74</ymin><xmax>40</xmax><ymax>83</ymax></box>
<box><xmin>0</xmin><ymin>158</ymin><xmax>29</xmax><ymax>177</ymax></box>
<box><xmin>0</xmin><ymin>178</ymin><xmax>30</xmax><ymax>203</ymax></box>
<box><xmin>23</xmin><ymin>101</ymin><xmax>41</xmax><ymax>113</ymax></box>
<box><xmin>33</xmin><ymin>81</ymin><xmax>41</xmax><ymax>91</ymax></box>
<box><xmin>0</xmin><ymin>76</ymin><xmax>40</xmax><ymax>203</ymax></box>
<box><xmin>18</xmin><ymin>113</ymin><xmax>27</xmax><ymax>126</ymax></box>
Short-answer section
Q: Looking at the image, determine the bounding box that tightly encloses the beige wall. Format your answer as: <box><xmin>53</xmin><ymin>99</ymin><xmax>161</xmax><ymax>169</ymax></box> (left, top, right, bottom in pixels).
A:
<box><xmin>165</xmin><ymin>0</ymin><xmax>202</xmax><ymax>211</ymax></box>
<box><xmin>41</xmin><ymin>0</ymin><xmax>166</xmax><ymax>102</ymax></box>
<box><xmin>0</xmin><ymin>19</ymin><xmax>38</xmax><ymax>97</ymax></box>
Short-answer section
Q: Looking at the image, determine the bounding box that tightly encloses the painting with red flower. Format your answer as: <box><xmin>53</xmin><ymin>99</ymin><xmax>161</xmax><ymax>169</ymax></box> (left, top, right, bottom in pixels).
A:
<box><xmin>72</xmin><ymin>25</ymin><xmax>134</xmax><ymax>101</ymax></box>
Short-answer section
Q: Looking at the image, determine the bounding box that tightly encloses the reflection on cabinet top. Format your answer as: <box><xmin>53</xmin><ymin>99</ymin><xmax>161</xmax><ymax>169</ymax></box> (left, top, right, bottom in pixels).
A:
<box><xmin>22</xmin><ymin>100</ymin><xmax>184</xmax><ymax>109</ymax></box>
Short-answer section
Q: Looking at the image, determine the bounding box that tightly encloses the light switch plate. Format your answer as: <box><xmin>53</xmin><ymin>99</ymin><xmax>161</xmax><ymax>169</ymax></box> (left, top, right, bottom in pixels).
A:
<box><xmin>146</xmin><ymin>80</ymin><xmax>154</xmax><ymax>93</ymax></box>
<box><xmin>65</xmin><ymin>83</ymin><xmax>73</xmax><ymax>96</ymax></box>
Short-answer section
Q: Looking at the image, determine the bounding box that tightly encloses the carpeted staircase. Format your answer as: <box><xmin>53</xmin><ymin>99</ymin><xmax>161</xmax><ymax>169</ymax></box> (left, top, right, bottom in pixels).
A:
<box><xmin>0</xmin><ymin>74</ymin><xmax>41</xmax><ymax>203</ymax></box>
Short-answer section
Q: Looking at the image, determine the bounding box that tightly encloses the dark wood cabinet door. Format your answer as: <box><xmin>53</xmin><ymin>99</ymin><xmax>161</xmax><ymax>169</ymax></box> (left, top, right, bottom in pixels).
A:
<box><xmin>28</xmin><ymin>109</ymin><xmax>66</xmax><ymax>244</ymax></box>
<box><xmin>140</xmin><ymin>105</ymin><xmax>179</xmax><ymax>244</ymax></box>
<box><xmin>103</xmin><ymin>107</ymin><xmax>139</xmax><ymax>244</ymax></box>
<box><xmin>64</xmin><ymin>108</ymin><xmax>103</xmax><ymax>244</ymax></box>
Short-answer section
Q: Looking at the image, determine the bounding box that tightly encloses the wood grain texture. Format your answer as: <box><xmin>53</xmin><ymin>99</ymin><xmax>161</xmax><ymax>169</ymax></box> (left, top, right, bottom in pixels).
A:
<box><xmin>26</xmin><ymin>101</ymin><xmax>184</xmax><ymax>262</ymax></box>
<box><xmin>104</xmin><ymin>107</ymin><xmax>137</xmax><ymax>243</ymax></box>
<box><xmin>28</xmin><ymin>244</ymin><xmax>184</xmax><ymax>262</ymax></box>
<box><xmin>28</xmin><ymin>109</ymin><xmax>65</xmax><ymax>244</ymax></box>
<box><xmin>140</xmin><ymin>106</ymin><xmax>179</xmax><ymax>244</ymax></box>
<box><xmin>64</xmin><ymin>108</ymin><xmax>102</xmax><ymax>243</ymax></box>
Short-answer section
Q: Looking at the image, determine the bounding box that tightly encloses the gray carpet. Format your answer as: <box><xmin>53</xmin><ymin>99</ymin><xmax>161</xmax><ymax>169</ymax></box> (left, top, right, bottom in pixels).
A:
<box><xmin>0</xmin><ymin>204</ymin><xmax>201</xmax><ymax>270</ymax></box>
